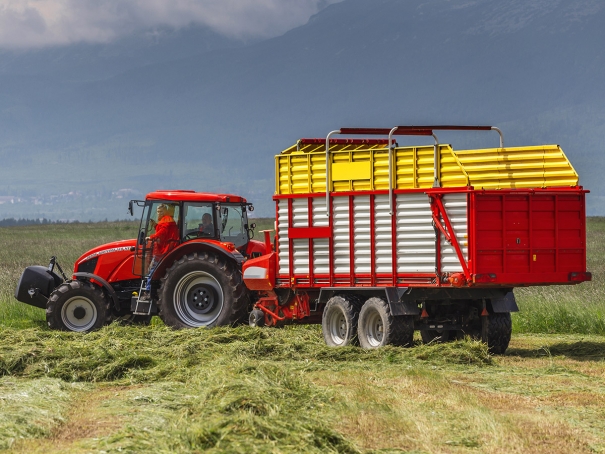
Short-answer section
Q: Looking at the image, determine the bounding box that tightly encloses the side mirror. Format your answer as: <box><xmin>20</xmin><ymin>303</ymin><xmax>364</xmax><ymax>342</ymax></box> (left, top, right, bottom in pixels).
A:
<box><xmin>128</xmin><ymin>200</ymin><xmax>134</xmax><ymax>216</ymax></box>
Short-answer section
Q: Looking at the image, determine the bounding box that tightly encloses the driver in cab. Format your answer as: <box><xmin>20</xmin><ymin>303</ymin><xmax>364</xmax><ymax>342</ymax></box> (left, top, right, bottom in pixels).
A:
<box><xmin>147</xmin><ymin>204</ymin><xmax>179</xmax><ymax>255</ymax></box>
<box><xmin>141</xmin><ymin>204</ymin><xmax>179</xmax><ymax>299</ymax></box>
<box><xmin>199</xmin><ymin>213</ymin><xmax>214</xmax><ymax>236</ymax></box>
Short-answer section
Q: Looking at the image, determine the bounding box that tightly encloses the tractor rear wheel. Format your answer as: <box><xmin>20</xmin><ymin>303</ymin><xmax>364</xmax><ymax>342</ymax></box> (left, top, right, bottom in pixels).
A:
<box><xmin>46</xmin><ymin>280</ymin><xmax>111</xmax><ymax>332</ymax></box>
<box><xmin>322</xmin><ymin>295</ymin><xmax>363</xmax><ymax>347</ymax></box>
<box><xmin>158</xmin><ymin>252</ymin><xmax>247</xmax><ymax>328</ymax></box>
<box><xmin>357</xmin><ymin>297</ymin><xmax>414</xmax><ymax>349</ymax></box>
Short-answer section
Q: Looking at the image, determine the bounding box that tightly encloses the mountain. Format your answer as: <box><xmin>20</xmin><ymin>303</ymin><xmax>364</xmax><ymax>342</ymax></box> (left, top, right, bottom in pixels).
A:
<box><xmin>0</xmin><ymin>0</ymin><xmax>603</xmax><ymax>220</ymax></box>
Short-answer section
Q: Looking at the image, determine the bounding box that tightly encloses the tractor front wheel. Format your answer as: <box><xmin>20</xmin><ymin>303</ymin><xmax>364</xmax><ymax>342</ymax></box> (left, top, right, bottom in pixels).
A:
<box><xmin>46</xmin><ymin>280</ymin><xmax>111</xmax><ymax>332</ymax></box>
<box><xmin>158</xmin><ymin>252</ymin><xmax>247</xmax><ymax>328</ymax></box>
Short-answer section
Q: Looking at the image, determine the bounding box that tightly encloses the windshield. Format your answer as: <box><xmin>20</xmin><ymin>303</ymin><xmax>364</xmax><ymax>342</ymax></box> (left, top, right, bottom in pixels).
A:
<box><xmin>219</xmin><ymin>204</ymin><xmax>248</xmax><ymax>248</ymax></box>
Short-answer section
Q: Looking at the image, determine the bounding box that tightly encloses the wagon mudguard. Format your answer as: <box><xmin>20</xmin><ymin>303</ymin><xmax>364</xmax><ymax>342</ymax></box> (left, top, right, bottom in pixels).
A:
<box><xmin>318</xmin><ymin>287</ymin><xmax>421</xmax><ymax>316</ymax></box>
<box><xmin>488</xmin><ymin>291</ymin><xmax>519</xmax><ymax>313</ymax></box>
<box><xmin>317</xmin><ymin>287</ymin><xmax>518</xmax><ymax>316</ymax></box>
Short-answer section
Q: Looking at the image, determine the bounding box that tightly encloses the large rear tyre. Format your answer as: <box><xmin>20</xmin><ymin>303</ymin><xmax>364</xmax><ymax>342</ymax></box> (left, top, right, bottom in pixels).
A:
<box><xmin>357</xmin><ymin>297</ymin><xmax>414</xmax><ymax>349</ymax></box>
<box><xmin>322</xmin><ymin>295</ymin><xmax>363</xmax><ymax>347</ymax></box>
<box><xmin>482</xmin><ymin>312</ymin><xmax>512</xmax><ymax>354</ymax></box>
<box><xmin>46</xmin><ymin>280</ymin><xmax>111</xmax><ymax>332</ymax></box>
<box><xmin>158</xmin><ymin>252</ymin><xmax>247</xmax><ymax>328</ymax></box>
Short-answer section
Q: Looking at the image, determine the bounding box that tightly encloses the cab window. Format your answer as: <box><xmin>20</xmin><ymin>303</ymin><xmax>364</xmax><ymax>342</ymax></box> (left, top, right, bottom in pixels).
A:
<box><xmin>183</xmin><ymin>203</ymin><xmax>215</xmax><ymax>240</ymax></box>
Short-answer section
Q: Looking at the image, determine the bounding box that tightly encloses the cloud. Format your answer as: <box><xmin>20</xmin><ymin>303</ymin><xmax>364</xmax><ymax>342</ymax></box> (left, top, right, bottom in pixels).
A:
<box><xmin>0</xmin><ymin>0</ymin><xmax>342</xmax><ymax>49</ymax></box>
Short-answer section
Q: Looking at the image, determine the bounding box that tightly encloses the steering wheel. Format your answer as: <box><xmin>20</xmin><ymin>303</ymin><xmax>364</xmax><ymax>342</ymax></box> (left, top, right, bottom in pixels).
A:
<box><xmin>184</xmin><ymin>231</ymin><xmax>202</xmax><ymax>240</ymax></box>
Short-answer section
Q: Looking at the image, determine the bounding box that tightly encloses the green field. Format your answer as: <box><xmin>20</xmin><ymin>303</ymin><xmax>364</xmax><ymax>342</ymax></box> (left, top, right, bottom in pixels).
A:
<box><xmin>0</xmin><ymin>219</ymin><xmax>604</xmax><ymax>453</ymax></box>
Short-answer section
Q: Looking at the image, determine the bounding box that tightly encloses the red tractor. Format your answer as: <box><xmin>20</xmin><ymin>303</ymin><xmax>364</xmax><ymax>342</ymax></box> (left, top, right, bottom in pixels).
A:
<box><xmin>15</xmin><ymin>191</ymin><xmax>267</xmax><ymax>331</ymax></box>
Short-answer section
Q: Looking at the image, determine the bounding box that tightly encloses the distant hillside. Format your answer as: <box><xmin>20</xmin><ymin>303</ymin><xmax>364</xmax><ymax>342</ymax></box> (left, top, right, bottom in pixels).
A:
<box><xmin>0</xmin><ymin>0</ymin><xmax>603</xmax><ymax>220</ymax></box>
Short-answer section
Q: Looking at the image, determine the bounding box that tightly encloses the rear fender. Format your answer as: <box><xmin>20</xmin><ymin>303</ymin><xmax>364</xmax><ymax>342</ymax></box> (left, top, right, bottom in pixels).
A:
<box><xmin>151</xmin><ymin>242</ymin><xmax>245</xmax><ymax>280</ymax></box>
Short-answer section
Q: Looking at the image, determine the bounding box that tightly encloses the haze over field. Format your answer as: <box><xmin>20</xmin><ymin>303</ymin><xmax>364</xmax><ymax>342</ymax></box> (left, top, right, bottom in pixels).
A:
<box><xmin>0</xmin><ymin>0</ymin><xmax>603</xmax><ymax>220</ymax></box>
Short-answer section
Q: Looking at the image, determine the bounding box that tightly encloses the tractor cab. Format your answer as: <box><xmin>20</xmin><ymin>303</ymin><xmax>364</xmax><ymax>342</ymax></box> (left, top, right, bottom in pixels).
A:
<box><xmin>129</xmin><ymin>191</ymin><xmax>258</xmax><ymax>278</ymax></box>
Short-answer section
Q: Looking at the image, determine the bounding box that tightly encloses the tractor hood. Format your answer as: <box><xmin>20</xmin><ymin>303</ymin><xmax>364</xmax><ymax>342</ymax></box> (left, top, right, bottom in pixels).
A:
<box><xmin>74</xmin><ymin>239</ymin><xmax>137</xmax><ymax>275</ymax></box>
<box><xmin>77</xmin><ymin>239</ymin><xmax>137</xmax><ymax>264</ymax></box>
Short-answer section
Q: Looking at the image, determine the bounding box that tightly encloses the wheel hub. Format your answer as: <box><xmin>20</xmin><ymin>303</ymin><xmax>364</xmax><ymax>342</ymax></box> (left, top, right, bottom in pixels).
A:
<box><xmin>328</xmin><ymin>308</ymin><xmax>348</xmax><ymax>344</ymax></box>
<box><xmin>186</xmin><ymin>284</ymin><xmax>217</xmax><ymax>314</ymax></box>
<box><xmin>363</xmin><ymin>311</ymin><xmax>384</xmax><ymax>347</ymax></box>
<box><xmin>73</xmin><ymin>306</ymin><xmax>87</xmax><ymax>320</ymax></box>
<box><xmin>61</xmin><ymin>296</ymin><xmax>98</xmax><ymax>332</ymax></box>
<box><xmin>173</xmin><ymin>270</ymin><xmax>225</xmax><ymax>327</ymax></box>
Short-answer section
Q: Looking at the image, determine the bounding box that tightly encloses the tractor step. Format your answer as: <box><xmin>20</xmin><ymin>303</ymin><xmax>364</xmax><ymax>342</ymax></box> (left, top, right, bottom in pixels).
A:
<box><xmin>131</xmin><ymin>297</ymin><xmax>156</xmax><ymax>315</ymax></box>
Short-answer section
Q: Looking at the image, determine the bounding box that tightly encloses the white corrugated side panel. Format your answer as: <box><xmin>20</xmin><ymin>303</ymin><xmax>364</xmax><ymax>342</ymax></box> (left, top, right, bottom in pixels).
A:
<box><xmin>292</xmin><ymin>198</ymin><xmax>309</xmax><ymax>275</ymax></box>
<box><xmin>277</xmin><ymin>199</ymin><xmax>289</xmax><ymax>274</ymax></box>
<box><xmin>374</xmin><ymin>195</ymin><xmax>393</xmax><ymax>273</ymax></box>
<box><xmin>396</xmin><ymin>193</ymin><xmax>436</xmax><ymax>273</ymax></box>
<box><xmin>332</xmin><ymin>196</ymin><xmax>350</xmax><ymax>275</ymax></box>
<box><xmin>312</xmin><ymin>198</ymin><xmax>330</xmax><ymax>274</ymax></box>
<box><xmin>354</xmin><ymin>196</ymin><xmax>371</xmax><ymax>273</ymax></box>
<box><xmin>440</xmin><ymin>193</ymin><xmax>468</xmax><ymax>273</ymax></box>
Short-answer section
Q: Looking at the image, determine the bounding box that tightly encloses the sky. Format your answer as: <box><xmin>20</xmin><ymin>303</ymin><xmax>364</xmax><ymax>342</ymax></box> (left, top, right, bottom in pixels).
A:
<box><xmin>0</xmin><ymin>0</ymin><xmax>342</xmax><ymax>49</ymax></box>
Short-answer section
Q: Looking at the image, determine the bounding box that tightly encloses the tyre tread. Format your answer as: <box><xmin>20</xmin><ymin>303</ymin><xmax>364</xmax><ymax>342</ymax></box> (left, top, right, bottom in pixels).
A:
<box><xmin>158</xmin><ymin>252</ymin><xmax>248</xmax><ymax>328</ymax></box>
<box><xmin>46</xmin><ymin>280</ymin><xmax>111</xmax><ymax>332</ymax></box>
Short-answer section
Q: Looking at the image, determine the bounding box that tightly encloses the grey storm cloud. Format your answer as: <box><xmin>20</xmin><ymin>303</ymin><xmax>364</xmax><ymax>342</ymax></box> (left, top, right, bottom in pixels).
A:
<box><xmin>0</xmin><ymin>0</ymin><xmax>342</xmax><ymax>49</ymax></box>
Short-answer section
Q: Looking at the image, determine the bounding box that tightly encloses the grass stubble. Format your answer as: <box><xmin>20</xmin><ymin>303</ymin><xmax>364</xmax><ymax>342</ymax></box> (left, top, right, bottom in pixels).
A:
<box><xmin>0</xmin><ymin>220</ymin><xmax>603</xmax><ymax>453</ymax></box>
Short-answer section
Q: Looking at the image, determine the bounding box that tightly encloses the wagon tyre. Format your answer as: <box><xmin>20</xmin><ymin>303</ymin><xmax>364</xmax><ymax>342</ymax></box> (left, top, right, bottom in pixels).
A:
<box><xmin>46</xmin><ymin>280</ymin><xmax>111</xmax><ymax>332</ymax></box>
<box><xmin>158</xmin><ymin>252</ymin><xmax>247</xmax><ymax>328</ymax></box>
<box><xmin>322</xmin><ymin>295</ymin><xmax>363</xmax><ymax>347</ymax></box>
<box><xmin>357</xmin><ymin>297</ymin><xmax>414</xmax><ymax>349</ymax></box>
<box><xmin>482</xmin><ymin>312</ymin><xmax>512</xmax><ymax>354</ymax></box>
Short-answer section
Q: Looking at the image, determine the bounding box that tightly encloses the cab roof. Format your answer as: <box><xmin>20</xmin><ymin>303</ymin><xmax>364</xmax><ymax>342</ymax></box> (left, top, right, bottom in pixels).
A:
<box><xmin>145</xmin><ymin>190</ymin><xmax>247</xmax><ymax>204</ymax></box>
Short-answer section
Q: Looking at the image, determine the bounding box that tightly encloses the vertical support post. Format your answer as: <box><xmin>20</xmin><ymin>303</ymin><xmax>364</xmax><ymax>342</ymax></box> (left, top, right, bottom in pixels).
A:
<box><xmin>308</xmin><ymin>197</ymin><xmax>314</xmax><ymax>285</ymax></box>
<box><xmin>349</xmin><ymin>195</ymin><xmax>355</xmax><ymax>285</ymax></box>
<box><xmin>370</xmin><ymin>194</ymin><xmax>376</xmax><ymax>287</ymax></box>
<box><xmin>328</xmin><ymin>195</ymin><xmax>334</xmax><ymax>286</ymax></box>
<box><xmin>554</xmin><ymin>194</ymin><xmax>559</xmax><ymax>273</ymax></box>
<box><xmin>388</xmin><ymin>127</ymin><xmax>399</xmax><ymax>215</ymax></box>
<box><xmin>391</xmin><ymin>191</ymin><xmax>398</xmax><ymax>286</ymax></box>
<box><xmin>502</xmin><ymin>194</ymin><xmax>507</xmax><ymax>275</ymax></box>
<box><xmin>287</xmin><ymin>198</ymin><xmax>294</xmax><ymax>284</ymax></box>
<box><xmin>528</xmin><ymin>193</ymin><xmax>533</xmax><ymax>275</ymax></box>
<box><xmin>432</xmin><ymin>133</ymin><xmax>441</xmax><ymax>188</ymax></box>
<box><xmin>325</xmin><ymin>130</ymin><xmax>341</xmax><ymax>217</ymax></box>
